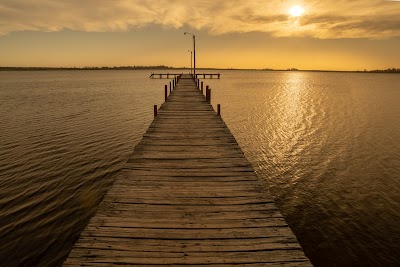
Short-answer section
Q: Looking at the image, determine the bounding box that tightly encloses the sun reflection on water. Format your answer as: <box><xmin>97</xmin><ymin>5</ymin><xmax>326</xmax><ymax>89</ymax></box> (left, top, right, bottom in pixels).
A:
<box><xmin>269</xmin><ymin>72</ymin><xmax>309</xmax><ymax>178</ymax></box>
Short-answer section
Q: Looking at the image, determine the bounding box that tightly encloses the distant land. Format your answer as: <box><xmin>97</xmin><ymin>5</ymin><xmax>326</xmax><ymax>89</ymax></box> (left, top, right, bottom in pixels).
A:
<box><xmin>0</xmin><ymin>66</ymin><xmax>172</xmax><ymax>71</ymax></box>
<box><xmin>0</xmin><ymin>66</ymin><xmax>399</xmax><ymax>73</ymax></box>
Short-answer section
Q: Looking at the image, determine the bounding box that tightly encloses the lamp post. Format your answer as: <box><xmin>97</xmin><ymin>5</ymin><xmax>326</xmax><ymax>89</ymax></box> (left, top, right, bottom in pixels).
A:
<box><xmin>184</xmin><ymin>32</ymin><xmax>196</xmax><ymax>76</ymax></box>
<box><xmin>188</xmin><ymin>50</ymin><xmax>192</xmax><ymax>74</ymax></box>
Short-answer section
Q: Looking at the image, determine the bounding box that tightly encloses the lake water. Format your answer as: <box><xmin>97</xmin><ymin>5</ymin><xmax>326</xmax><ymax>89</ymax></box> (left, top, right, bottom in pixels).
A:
<box><xmin>0</xmin><ymin>70</ymin><xmax>399</xmax><ymax>266</ymax></box>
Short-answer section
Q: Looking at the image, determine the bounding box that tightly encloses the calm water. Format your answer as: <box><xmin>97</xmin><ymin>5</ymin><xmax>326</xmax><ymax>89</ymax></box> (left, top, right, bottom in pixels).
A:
<box><xmin>0</xmin><ymin>70</ymin><xmax>399</xmax><ymax>266</ymax></box>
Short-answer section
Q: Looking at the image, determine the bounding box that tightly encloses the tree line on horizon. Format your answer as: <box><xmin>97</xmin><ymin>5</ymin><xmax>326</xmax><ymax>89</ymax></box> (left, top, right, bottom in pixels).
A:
<box><xmin>0</xmin><ymin>66</ymin><xmax>173</xmax><ymax>71</ymax></box>
<box><xmin>0</xmin><ymin>66</ymin><xmax>399</xmax><ymax>73</ymax></box>
<box><xmin>366</xmin><ymin>68</ymin><xmax>400</xmax><ymax>73</ymax></box>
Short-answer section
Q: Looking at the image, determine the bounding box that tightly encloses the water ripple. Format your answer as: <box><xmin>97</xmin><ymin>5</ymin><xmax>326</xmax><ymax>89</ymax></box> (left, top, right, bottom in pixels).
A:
<box><xmin>1</xmin><ymin>70</ymin><xmax>400</xmax><ymax>267</ymax></box>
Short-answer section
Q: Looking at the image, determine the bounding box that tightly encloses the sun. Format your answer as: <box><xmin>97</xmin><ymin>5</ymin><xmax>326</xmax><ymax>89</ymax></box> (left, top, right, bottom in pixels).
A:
<box><xmin>289</xmin><ymin>5</ymin><xmax>304</xmax><ymax>17</ymax></box>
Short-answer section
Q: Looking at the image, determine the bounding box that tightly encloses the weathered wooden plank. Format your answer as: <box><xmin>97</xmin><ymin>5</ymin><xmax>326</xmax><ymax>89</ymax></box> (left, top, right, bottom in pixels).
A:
<box><xmin>129</xmin><ymin>151</ymin><xmax>246</xmax><ymax>160</ymax></box>
<box><xmin>64</xmin><ymin>262</ymin><xmax>312</xmax><ymax>267</ymax></box>
<box><xmin>92</xmin><ymin>203</ymin><xmax>280</xmax><ymax>214</ymax></box>
<box><xmin>126</xmin><ymin>158</ymin><xmax>254</xmax><ymax>167</ymax></box>
<box><xmin>71</xmin><ymin>237</ymin><xmax>301</xmax><ymax>253</ymax></box>
<box><xmin>66</xmin><ymin>252</ymin><xmax>310</xmax><ymax>264</ymax></box>
<box><xmin>86</xmin><ymin>217</ymin><xmax>288</xmax><ymax>229</ymax></box>
<box><xmin>113</xmin><ymin>176</ymin><xmax>262</xmax><ymax>184</ymax></box>
<box><xmin>80</xmin><ymin>227</ymin><xmax>295</xmax><ymax>241</ymax></box>
<box><xmin>65</xmin><ymin>251</ymin><xmax>311</xmax><ymax>265</ymax></box>
<box><xmin>74</xmin><ymin>235</ymin><xmax>300</xmax><ymax>245</ymax></box>
<box><xmin>63</xmin><ymin>74</ymin><xmax>312</xmax><ymax>266</ymax></box>
<box><xmin>93</xmin><ymin>211</ymin><xmax>283</xmax><ymax>221</ymax></box>
<box><xmin>100</xmin><ymin>197</ymin><xmax>274</xmax><ymax>205</ymax></box>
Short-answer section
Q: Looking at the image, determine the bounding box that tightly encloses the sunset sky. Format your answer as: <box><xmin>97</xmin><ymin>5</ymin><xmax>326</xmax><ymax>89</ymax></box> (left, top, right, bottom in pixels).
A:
<box><xmin>1</xmin><ymin>0</ymin><xmax>399</xmax><ymax>70</ymax></box>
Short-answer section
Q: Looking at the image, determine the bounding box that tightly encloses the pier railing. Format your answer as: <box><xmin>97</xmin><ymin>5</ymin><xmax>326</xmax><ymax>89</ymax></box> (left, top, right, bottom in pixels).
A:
<box><xmin>149</xmin><ymin>72</ymin><xmax>220</xmax><ymax>79</ymax></box>
<box><xmin>153</xmin><ymin>73</ymin><xmax>219</xmax><ymax>118</ymax></box>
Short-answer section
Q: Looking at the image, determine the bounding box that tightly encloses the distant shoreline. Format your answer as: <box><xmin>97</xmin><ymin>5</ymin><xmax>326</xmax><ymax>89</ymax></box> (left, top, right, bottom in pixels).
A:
<box><xmin>1</xmin><ymin>66</ymin><xmax>399</xmax><ymax>74</ymax></box>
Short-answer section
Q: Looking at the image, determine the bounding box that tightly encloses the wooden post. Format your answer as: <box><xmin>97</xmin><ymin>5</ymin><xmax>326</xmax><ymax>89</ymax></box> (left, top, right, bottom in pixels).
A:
<box><xmin>201</xmin><ymin>82</ymin><xmax>203</xmax><ymax>93</ymax></box>
<box><xmin>170</xmin><ymin>82</ymin><xmax>172</xmax><ymax>92</ymax></box>
<box><xmin>173</xmin><ymin>79</ymin><xmax>175</xmax><ymax>88</ymax></box>
<box><xmin>153</xmin><ymin>105</ymin><xmax>157</xmax><ymax>117</ymax></box>
<box><xmin>217</xmin><ymin>104</ymin><xmax>221</xmax><ymax>115</ymax></box>
<box><xmin>165</xmin><ymin>85</ymin><xmax>168</xmax><ymax>102</ymax></box>
<box><xmin>206</xmin><ymin>88</ymin><xmax>211</xmax><ymax>102</ymax></box>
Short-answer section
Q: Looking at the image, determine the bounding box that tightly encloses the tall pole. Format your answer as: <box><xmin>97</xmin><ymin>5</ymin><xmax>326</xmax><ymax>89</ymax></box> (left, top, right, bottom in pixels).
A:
<box><xmin>188</xmin><ymin>50</ymin><xmax>192</xmax><ymax>74</ymax></box>
<box><xmin>193</xmin><ymin>35</ymin><xmax>196</xmax><ymax>76</ymax></box>
<box><xmin>184</xmin><ymin>32</ymin><xmax>196</xmax><ymax>76</ymax></box>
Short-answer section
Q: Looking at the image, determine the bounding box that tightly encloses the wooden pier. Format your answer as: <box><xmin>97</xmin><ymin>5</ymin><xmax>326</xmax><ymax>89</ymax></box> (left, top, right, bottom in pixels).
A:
<box><xmin>149</xmin><ymin>73</ymin><xmax>220</xmax><ymax>79</ymax></box>
<box><xmin>63</xmin><ymin>74</ymin><xmax>312</xmax><ymax>266</ymax></box>
<box><xmin>194</xmin><ymin>73</ymin><xmax>221</xmax><ymax>79</ymax></box>
<box><xmin>149</xmin><ymin>73</ymin><xmax>182</xmax><ymax>79</ymax></box>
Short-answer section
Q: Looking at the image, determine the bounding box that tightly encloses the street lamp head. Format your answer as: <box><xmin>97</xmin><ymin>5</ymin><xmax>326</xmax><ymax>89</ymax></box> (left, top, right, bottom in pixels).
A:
<box><xmin>184</xmin><ymin>32</ymin><xmax>195</xmax><ymax>37</ymax></box>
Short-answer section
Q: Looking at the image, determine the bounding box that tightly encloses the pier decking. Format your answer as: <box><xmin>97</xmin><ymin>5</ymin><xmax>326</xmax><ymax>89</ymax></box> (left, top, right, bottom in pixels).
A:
<box><xmin>63</xmin><ymin>74</ymin><xmax>312</xmax><ymax>266</ymax></box>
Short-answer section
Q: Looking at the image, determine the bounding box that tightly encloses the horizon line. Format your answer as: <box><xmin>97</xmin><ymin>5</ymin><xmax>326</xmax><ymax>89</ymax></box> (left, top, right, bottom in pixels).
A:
<box><xmin>1</xmin><ymin>66</ymin><xmax>399</xmax><ymax>73</ymax></box>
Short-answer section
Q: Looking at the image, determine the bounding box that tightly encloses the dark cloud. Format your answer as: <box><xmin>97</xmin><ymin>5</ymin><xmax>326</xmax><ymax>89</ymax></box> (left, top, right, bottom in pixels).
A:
<box><xmin>298</xmin><ymin>13</ymin><xmax>400</xmax><ymax>38</ymax></box>
<box><xmin>0</xmin><ymin>0</ymin><xmax>399</xmax><ymax>39</ymax></box>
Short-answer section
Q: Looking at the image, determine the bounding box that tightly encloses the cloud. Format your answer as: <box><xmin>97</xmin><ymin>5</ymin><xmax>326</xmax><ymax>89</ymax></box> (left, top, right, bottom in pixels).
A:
<box><xmin>0</xmin><ymin>0</ymin><xmax>399</xmax><ymax>39</ymax></box>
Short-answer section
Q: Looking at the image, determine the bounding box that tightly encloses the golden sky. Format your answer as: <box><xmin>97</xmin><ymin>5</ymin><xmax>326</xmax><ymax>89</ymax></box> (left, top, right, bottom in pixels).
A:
<box><xmin>1</xmin><ymin>0</ymin><xmax>399</xmax><ymax>70</ymax></box>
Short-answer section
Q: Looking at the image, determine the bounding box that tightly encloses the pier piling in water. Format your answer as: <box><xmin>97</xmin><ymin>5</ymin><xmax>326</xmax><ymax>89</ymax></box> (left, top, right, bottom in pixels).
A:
<box><xmin>153</xmin><ymin>104</ymin><xmax>157</xmax><ymax>117</ymax></box>
<box><xmin>63</xmin><ymin>74</ymin><xmax>312</xmax><ymax>267</ymax></box>
<box><xmin>206</xmin><ymin>87</ymin><xmax>211</xmax><ymax>102</ymax></box>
